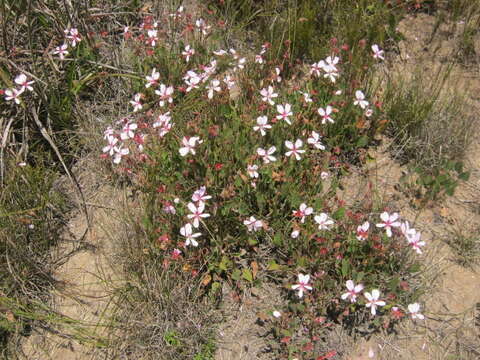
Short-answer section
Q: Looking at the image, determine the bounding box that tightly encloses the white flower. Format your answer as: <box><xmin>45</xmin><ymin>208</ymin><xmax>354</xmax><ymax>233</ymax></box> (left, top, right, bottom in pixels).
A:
<box><xmin>285</xmin><ymin>139</ymin><xmax>305</xmax><ymax>160</ymax></box>
<box><xmin>354</xmin><ymin>90</ymin><xmax>369</xmax><ymax>109</ymax></box>
<box><xmin>253</xmin><ymin>116</ymin><xmax>271</xmax><ymax>136</ymax></box>
<box><xmin>272</xmin><ymin>310</ymin><xmax>281</xmax><ymax>318</ymax></box>
<box><xmin>130</xmin><ymin>93</ymin><xmax>143</xmax><ymax>112</ymax></box>
<box><xmin>341</xmin><ymin>280</ymin><xmax>364</xmax><ymax>303</ymax></box>
<box><xmin>356</xmin><ymin>221</ymin><xmax>370</xmax><ymax>241</ymax></box>
<box><xmin>120</xmin><ymin>122</ymin><xmax>137</xmax><ymax>140</ymax></box>
<box><xmin>192</xmin><ymin>186</ymin><xmax>212</xmax><ymax>204</ymax></box>
<box><xmin>314</xmin><ymin>213</ymin><xmax>334</xmax><ymax>230</ymax></box>
<box><xmin>376</xmin><ymin>212</ymin><xmax>401</xmax><ymax>237</ymax></box>
<box><xmin>243</xmin><ymin>216</ymin><xmax>263</xmax><ymax>232</ymax></box>
<box><xmin>372</xmin><ymin>44</ymin><xmax>385</xmax><ymax>60</ymax></box>
<box><xmin>307</xmin><ymin>131</ymin><xmax>325</xmax><ymax>150</ymax></box>
<box><xmin>15</xmin><ymin>74</ymin><xmax>34</xmax><ymax>92</ymax></box>
<box><xmin>292</xmin><ymin>203</ymin><xmax>313</xmax><ymax>223</ymax></box>
<box><xmin>187</xmin><ymin>202</ymin><xmax>210</xmax><ymax>228</ymax></box>
<box><xmin>260</xmin><ymin>86</ymin><xmax>278</xmax><ymax>105</ymax></box>
<box><xmin>180</xmin><ymin>223</ymin><xmax>202</xmax><ymax>247</ymax></box>
<box><xmin>276</xmin><ymin>104</ymin><xmax>293</xmax><ymax>125</ymax></box>
<box><xmin>155</xmin><ymin>84</ymin><xmax>174</xmax><ymax>107</ymax></box>
<box><xmin>53</xmin><ymin>43</ymin><xmax>68</xmax><ymax>59</ymax></box>
<box><xmin>145</xmin><ymin>68</ymin><xmax>160</xmax><ymax>88</ymax></box>
<box><xmin>4</xmin><ymin>88</ymin><xmax>24</xmax><ymax>104</ymax></box>
<box><xmin>318</xmin><ymin>105</ymin><xmax>334</xmax><ymax>124</ymax></box>
<box><xmin>113</xmin><ymin>146</ymin><xmax>129</xmax><ymax>164</ymax></box>
<box><xmin>257</xmin><ymin>146</ymin><xmax>276</xmax><ymax>164</ymax></box>
<box><xmin>206</xmin><ymin>79</ymin><xmax>221</xmax><ymax>99</ymax></box>
<box><xmin>291</xmin><ymin>273</ymin><xmax>313</xmax><ymax>298</ymax></box>
<box><xmin>179</xmin><ymin>136</ymin><xmax>202</xmax><ymax>156</ymax></box>
<box><xmin>408</xmin><ymin>303</ymin><xmax>425</xmax><ymax>320</ymax></box>
<box><xmin>364</xmin><ymin>289</ymin><xmax>386</xmax><ymax>316</ymax></box>
<box><xmin>247</xmin><ymin>164</ymin><xmax>259</xmax><ymax>178</ymax></box>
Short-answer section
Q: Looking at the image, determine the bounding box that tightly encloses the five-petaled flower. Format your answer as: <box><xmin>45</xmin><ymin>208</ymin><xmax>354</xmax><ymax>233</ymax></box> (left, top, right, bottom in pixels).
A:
<box><xmin>243</xmin><ymin>216</ymin><xmax>263</xmax><ymax>232</ymax></box>
<box><xmin>187</xmin><ymin>202</ymin><xmax>210</xmax><ymax>228</ymax></box>
<box><xmin>406</xmin><ymin>231</ymin><xmax>426</xmax><ymax>254</ymax></box>
<box><xmin>253</xmin><ymin>116</ymin><xmax>272</xmax><ymax>136</ymax></box>
<box><xmin>341</xmin><ymin>280</ymin><xmax>364</xmax><ymax>303</ymax></box>
<box><xmin>145</xmin><ymin>68</ymin><xmax>160</xmax><ymax>88</ymax></box>
<box><xmin>247</xmin><ymin>164</ymin><xmax>259</xmax><ymax>178</ymax></box>
<box><xmin>292</xmin><ymin>273</ymin><xmax>313</xmax><ymax>298</ymax></box>
<box><xmin>356</xmin><ymin>221</ymin><xmax>370</xmax><ymax>241</ymax></box>
<box><xmin>376</xmin><ymin>211</ymin><xmax>401</xmax><ymax>237</ymax></box>
<box><xmin>260</xmin><ymin>86</ymin><xmax>278</xmax><ymax>105</ymax></box>
<box><xmin>354</xmin><ymin>90</ymin><xmax>369</xmax><ymax>109</ymax></box>
<box><xmin>407</xmin><ymin>303</ymin><xmax>425</xmax><ymax>320</ymax></box>
<box><xmin>4</xmin><ymin>88</ymin><xmax>24</xmax><ymax>104</ymax></box>
<box><xmin>276</xmin><ymin>103</ymin><xmax>293</xmax><ymax>125</ymax></box>
<box><xmin>15</xmin><ymin>74</ymin><xmax>34</xmax><ymax>92</ymax></box>
<box><xmin>318</xmin><ymin>106</ymin><xmax>334</xmax><ymax>124</ymax></box>
<box><xmin>192</xmin><ymin>186</ymin><xmax>212</xmax><ymax>205</ymax></box>
<box><xmin>180</xmin><ymin>223</ymin><xmax>201</xmax><ymax>247</ymax></box>
<box><xmin>292</xmin><ymin>203</ymin><xmax>313</xmax><ymax>223</ymax></box>
<box><xmin>53</xmin><ymin>44</ymin><xmax>69</xmax><ymax>59</ymax></box>
<box><xmin>130</xmin><ymin>93</ymin><xmax>143</xmax><ymax>112</ymax></box>
<box><xmin>307</xmin><ymin>131</ymin><xmax>325</xmax><ymax>150</ymax></box>
<box><xmin>314</xmin><ymin>213</ymin><xmax>334</xmax><ymax>230</ymax></box>
<box><xmin>372</xmin><ymin>44</ymin><xmax>385</xmax><ymax>60</ymax></box>
<box><xmin>257</xmin><ymin>146</ymin><xmax>276</xmax><ymax>164</ymax></box>
<box><xmin>179</xmin><ymin>136</ymin><xmax>202</xmax><ymax>156</ymax></box>
<box><xmin>285</xmin><ymin>139</ymin><xmax>305</xmax><ymax>160</ymax></box>
<box><xmin>364</xmin><ymin>289</ymin><xmax>386</xmax><ymax>316</ymax></box>
<box><xmin>155</xmin><ymin>84</ymin><xmax>174</xmax><ymax>107</ymax></box>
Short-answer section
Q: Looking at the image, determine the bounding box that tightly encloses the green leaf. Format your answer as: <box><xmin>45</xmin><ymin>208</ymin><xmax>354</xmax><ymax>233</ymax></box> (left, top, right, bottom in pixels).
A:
<box><xmin>273</xmin><ymin>233</ymin><xmax>283</xmax><ymax>246</ymax></box>
<box><xmin>356</xmin><ymin>136</ymin><xmax>368</xmax><ymax>148</ymax></box>
<box><xmin>387</xmin><ymin>277</ymin><xmax>400</xmax><ymax>291</ymax></box>
<box><xmin>408</xmin><ymin>263</ymin><xmax>421</xmax><ymax>273</ymax></box>
<box><xmin>267</xmin><ymin>260</ymin><xmax>280</xmax><ymax>271</ymax></box>
<box><xmin>242</xmin><ymin>268</ymin><xmax>253</xmax><ymax>282</ymax></box>
<box><xmin>333</xmin><ymin>207</ymin><xmax>346</xmax><ymax>220</ymax></box>
<box><xmin>341</xmin><ymin>258</ymin><xmax>350</xmax><ymax>277</ymax></box>
<box><xmin>231</xmin><ymin>269</ymin><xmax>242</xmax><ymax>281</ymax></box>
<box><xmin>459</xmin><ymin>171</ymin><xmax>470</xmax><ymax>181</ymax></box>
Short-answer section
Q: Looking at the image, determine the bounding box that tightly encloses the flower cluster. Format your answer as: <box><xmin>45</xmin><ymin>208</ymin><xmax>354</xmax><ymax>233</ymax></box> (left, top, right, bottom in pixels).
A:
<box><xmin>3</xmin><ymin>73</ymin><xmax>35</xmax><ymax>105</ymax></box>
<box><xmin>52</xmin><ymin>28</ymin><xmax>82</xmax><ymax>60</ymax></box>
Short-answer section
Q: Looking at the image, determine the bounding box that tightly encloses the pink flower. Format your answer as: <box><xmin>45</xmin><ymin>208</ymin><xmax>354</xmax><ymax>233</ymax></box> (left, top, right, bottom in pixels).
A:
<box><xmin>364</xmin><ymin>289</ymin><xmax>386</xmax><ymax>316</ymax></box>
<box><xmin>163</xmin><ymin>201</ymin><xmax>176</xmax><ymax>214</ymax></box>
<box><xmin>180</xmin><ymin>223</ymin><xmax>201</xmax><ymax>247</ymax></box>
<box><xmin>276</xmin><ymin>103</ymin><xmax>293</xmax><ymax>125</ymax></box>
<box><xmin>187</xmin><ymin>202</ymin><xmax>210</xmax><ymax>228</ymax></box>
<box><xmin>318</xmin><ymin>105</ymin><xmax>334</xmax><ymax>124</ymax></box>
<box><xmin>171</xmin><ymin>248</ymin><xmax>182</xmax><ymax>259</ymax></box>
<box><xmin>376</xmin><ymin>212</ymin><xmax>401</xmax><ymax>237</ymax></box>
<box><xmin>310</xmin><ymin>61</ymin><xmax>325</xmax><ymax>77</ymax></box>
<box><xmin>341</xmin><ymin>280</ymin><xmax>364</xmax><ymax>303</ymax></box>
<box><xmin>356</xmin><ymin>221</ymin><xmax>370</xmax><ymax>241</ymax></box>
<box><xmin>292</xmin><ymin>203</ymin><xmax>313</xmax><ymax>223</ymax></box>
<box><xmin>291</xmin><ymin>273</ymin><xmax>313</xmax><ymax>298</ymax></box>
